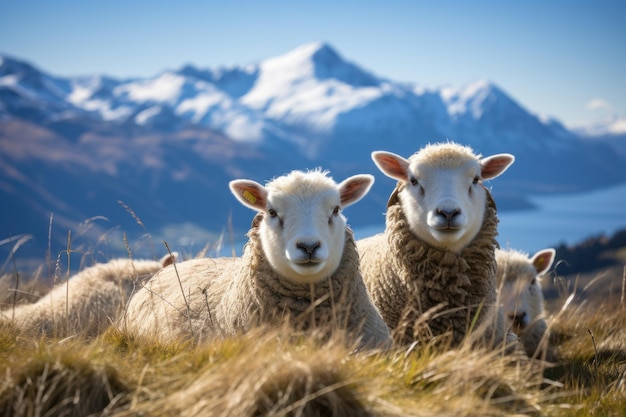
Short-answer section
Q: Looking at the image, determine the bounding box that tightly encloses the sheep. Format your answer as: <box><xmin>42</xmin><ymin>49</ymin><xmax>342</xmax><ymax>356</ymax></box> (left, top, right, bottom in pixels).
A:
<box><xmin>1</xmin><ymin>253</ymin><xmax>176</xmax><ymax>337</ymax></box>
<box><xmin>358</xmin><ymin>142</ymin><xmax>516</xmax><ymax>348</ymax></box>
<box><xmin>120</xmin><ymin>169</ymin><xmax>391</xmax><ymax>349</ymax></box>
<box><xmin>496</xmin><ymin>247</ymin><xmax>556</xmax><ymax>360</ymax></box>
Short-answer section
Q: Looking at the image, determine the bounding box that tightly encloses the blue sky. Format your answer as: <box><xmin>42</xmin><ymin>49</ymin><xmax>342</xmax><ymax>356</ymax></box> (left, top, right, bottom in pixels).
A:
<box><xmin>1</xmin><ymin>0</ymin><xmax>624</xmax><ymax>130</ymax></box>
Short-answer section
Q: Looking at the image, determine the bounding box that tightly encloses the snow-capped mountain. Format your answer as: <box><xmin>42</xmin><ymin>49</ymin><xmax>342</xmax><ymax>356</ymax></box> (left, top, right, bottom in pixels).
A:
<box><xmin>0</xmin><ymin>43</ymin><xmax>582</xmax><ymax>155</ymax></box>
<box><xmin>1</xmin><ymin>43</ymin><xmax>625</xmax><ymax>269</ymax></box>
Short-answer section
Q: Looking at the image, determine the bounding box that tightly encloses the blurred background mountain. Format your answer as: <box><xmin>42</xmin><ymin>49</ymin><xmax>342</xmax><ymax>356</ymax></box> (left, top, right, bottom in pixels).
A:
<box><xmin>1</xmin><ymin>43</ymin><xmax>626</xmax><ymax>271</ymax></box>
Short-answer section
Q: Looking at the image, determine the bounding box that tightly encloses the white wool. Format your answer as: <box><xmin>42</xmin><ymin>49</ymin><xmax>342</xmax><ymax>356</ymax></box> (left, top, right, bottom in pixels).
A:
<box><xmin>496</xmin><ymin>247</ymin><xmax>556</xmax><ymax>359</ymax></box>
<box><xmin>1</xmin><ymin>254</ymin><xmax>174</xmax><ymax>337</ymax></box>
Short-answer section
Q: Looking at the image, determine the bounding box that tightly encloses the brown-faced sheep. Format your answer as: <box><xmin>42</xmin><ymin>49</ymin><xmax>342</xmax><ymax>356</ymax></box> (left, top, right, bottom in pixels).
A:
<box><xmin>1</xmin><ymin>254</ymin><xmax>175</xmax><ymax>337</ymax></box>
<box><xmin>496</xmin><ymin>247</ymin><xmax>556</xmax><ymax>360</ymax></box>
<box><xmin>121</xmin><ymin>169</ymin><xmax>391</xmax><ymax>350</ymax></box>
<box><xmin>358</xmin><ymin>142</ymin><xmax>516</xmax><ymax>348</ymax></box>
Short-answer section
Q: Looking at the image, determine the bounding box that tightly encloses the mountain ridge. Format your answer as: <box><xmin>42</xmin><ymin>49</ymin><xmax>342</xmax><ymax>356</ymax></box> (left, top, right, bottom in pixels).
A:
<box><xmin>1</xmin><ymin>43</ymin><xmax>625</xmax><ymax>270</ymax></box>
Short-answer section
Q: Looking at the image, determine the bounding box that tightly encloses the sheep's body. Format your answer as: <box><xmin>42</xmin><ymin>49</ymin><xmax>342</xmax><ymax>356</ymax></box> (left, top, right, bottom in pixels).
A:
<box><xmin>359</xmin><ymin>143</ymin><xmax>515</xmax><ymax>348</ymax></box>
<box><xmin>122</xmin><ymin>170</ymin><xmax>391</xmax><ymax>349</ymax></box>
<box><xmin>496</xmin><ymin>248</ymin><xmax>556</xmax><ymax>360</ymax></box>
<box><xmin>359</xmin><ymin>193</ymin><xmax>509</xmax><ymax>347</ymax></box>
<box><xmin>122</xmin><ymin>227</ymin><xmax>389</xmax><ymax>348</ymax></box>
<box><xmin>1</xmin><ymin>255</ymin><xmax>174</xmax><ymax>337</ymax></box>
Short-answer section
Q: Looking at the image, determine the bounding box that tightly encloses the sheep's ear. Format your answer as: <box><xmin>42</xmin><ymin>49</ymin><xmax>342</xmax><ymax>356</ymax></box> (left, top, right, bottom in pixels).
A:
<box><xmin>229</xmin><ymin>179</ymin><xmax>268</xmax><ymax>211</ymax></box>
<box><xmin>371</xmin><ymin>151</ymin><xmax>410</xmax><ymax>182</ymax></box>
<box><xmin>159</xmin><ymin>252</ymin><xmax>177</xmax><ymax>267</ymax></box>
<box><xmin>338</xmin><ymin>174</ymin><xmax>374</xmax><ymax>208</ymax></box>
<box><xmin>531</xmin><ymin>248</ymin><xmax>556</xmax><ymax>275</ymax></box>
<box><xmin>480</xmin><ymin>153</ymin><xmax>515</xmax><ymax>180</ymax></box>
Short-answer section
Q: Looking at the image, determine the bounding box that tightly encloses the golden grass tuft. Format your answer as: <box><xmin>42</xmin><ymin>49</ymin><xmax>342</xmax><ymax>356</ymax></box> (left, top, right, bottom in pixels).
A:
<box><xmin>0</xmin><ymin>340</ymin><xmax>128</xmax><ymax>417</ymax></box>
<box><xmin>1</xmin><ymin>259</ymin><xmax>625</xmax><ymax>416</ymax></box>
<box><xmin>138</xmin><ymin>333</ymin><xmax>371</xmax><ymax>417</ymax></box>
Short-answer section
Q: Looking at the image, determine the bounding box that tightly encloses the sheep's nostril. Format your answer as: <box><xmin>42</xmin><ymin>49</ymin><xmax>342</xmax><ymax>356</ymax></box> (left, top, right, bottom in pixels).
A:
<box><xmin>436</xmin><ymin>208</ymin><xmax>461</xmax><ymax>222</ymax></box>
<box><xmin>296</xmin><ymin>241</ymin><xmax>321</xmax><ymax>256</ymax></box>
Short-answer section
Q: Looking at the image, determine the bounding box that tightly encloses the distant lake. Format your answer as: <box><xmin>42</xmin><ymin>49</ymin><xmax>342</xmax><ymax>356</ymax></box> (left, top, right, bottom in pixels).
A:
<box><xmin>353</xmin><ymin>183</ymin><xmax>626</xmax><ymax>254</ymax></box>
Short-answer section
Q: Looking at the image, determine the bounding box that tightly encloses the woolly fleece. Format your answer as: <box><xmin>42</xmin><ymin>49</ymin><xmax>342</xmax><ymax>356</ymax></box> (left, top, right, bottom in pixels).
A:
<box><xmin>495</xmin><ymin>249</ymin><xmax>554</xmax><ymax>360</ymax></box>
<box><xmin>359</xmin><ymin>184</ymin><xmax>510</xmax><ymax>348</ymax></box>
<box><xmin>121</xmin><ymin>223</ymin><xmax>391</xmax><ymax>350</ymax></box>
<box><xmin>2</xmin><ymin>257</ymin><xmax>172</xmax><ymax>337</ymax></box>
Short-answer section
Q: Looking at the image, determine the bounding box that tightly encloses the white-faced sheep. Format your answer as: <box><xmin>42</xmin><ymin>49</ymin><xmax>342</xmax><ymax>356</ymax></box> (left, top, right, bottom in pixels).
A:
<box><xmin>496</xmin><ymin>247</ymin><xmax>556</xmax><ymax>360</ymax></box>
<box><xmin>1</xmin><ymin>254</ymin><xmax>175</xmax><ymax>337</ymax></box>
<box><xmin>120</xmin><ymin>169</ymin><xmax>391</xmax><ymax>349</ymax></box>
<box><xmin>358</xmin><ymin>142</ymin><xmax>516</xmax><ymax>348</ymax></box>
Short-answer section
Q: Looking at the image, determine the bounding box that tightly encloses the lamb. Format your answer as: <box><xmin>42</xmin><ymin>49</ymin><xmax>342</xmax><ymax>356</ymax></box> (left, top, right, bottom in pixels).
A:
<box><xmin>358</xmin><ymin>142</ymin><xmax>516</xmax><ymax>348</ymax></box>
<box><xmin>1</xmin><ymin>253</ymin><xmax>175</xmax><ymax>337</ymax></box>
<box><xmin>120</xmin><ymin>169</ymin><xmax>391</xmax><ymax>349</ymax></box>
<box><xmin>496</xmin><ymin>247</ymin><xmax>556</xmax><ymax>360</ymax></box>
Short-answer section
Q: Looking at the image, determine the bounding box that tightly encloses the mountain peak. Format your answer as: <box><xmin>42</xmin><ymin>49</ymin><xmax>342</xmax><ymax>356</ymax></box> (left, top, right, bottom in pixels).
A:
<box><xmin>0</xmin><ymin>54</ymin><xmax>41</xmax><ymax>79</ymax></box>
<box><xmin>277</xmin><ymin>41</ymin><xmax>338</xmax><ymax>63</ymax></box>
<box><xmin>441</xmin><ymin>79</ymin><xmax>501</xmax><ymax>100</ymax></box>
<box><xmin>441</xmin><ymin>79</ymin><xmax>517</xmax><ymax>120</ymax></box>
<box><xmin>261</xmin><ymin>42</ymin><xmax>379</xmax><ymax>88</ymax></box>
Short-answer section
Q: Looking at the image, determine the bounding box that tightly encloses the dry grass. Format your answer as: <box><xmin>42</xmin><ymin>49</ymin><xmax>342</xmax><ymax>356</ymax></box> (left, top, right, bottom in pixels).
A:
<box><xmin>1</xmin><ymin>238</ymin><xmax>624</xmax><ymax>417</ymax></box>
<box><xmin>1</xmin><ymin>284</ymin><xmax>624</xmax><ymax>417</ymax></box>
<box><xmin>0</xmin><ymin>324</ymin><xmax>544</xmax><ymax>417</ymax></box>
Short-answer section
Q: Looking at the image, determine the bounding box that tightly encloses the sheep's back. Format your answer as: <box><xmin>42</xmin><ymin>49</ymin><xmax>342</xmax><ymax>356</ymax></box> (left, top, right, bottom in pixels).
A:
<box><xmin>121</xmin><ymin>257</ymin><xmax>241</xmax><ymax>342</ymax></box>
<box><xmin>2</xmin><ymin>258</ymin><xmax>165</xmax><ymax>337</ymax></box>
<box><xmin>357</xmin><ymin>233</ymin><xmax>388</xmax><ymax>287</ymax></box>
<box><xmin>357</xmin><ymin>232</ymin><xmax>409</xmax><ymax>332</ymax></box>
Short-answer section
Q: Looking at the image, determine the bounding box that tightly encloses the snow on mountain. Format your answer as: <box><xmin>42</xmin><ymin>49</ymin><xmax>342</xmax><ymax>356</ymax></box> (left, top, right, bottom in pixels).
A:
<box><xmin>441</xmin><ymin>79</ymin><xmax>495</xmax><ymax>119</ymax></box>
<box><xmin>63</xmin><ymin>69</ymin><xmax>269</xmax><ymax>141</ymax></box>
<box><xmin>0</xmin><ymin>55</ymin><xmax>76</xmax><ymax>120</ymax></box>
<box><xmin>240</xmin><ymin>42</ymin><xmax>384</xmax><ymax>134</ymax></box>
<box><xmin>574</xmin><ymin>115</ymin><xmax>626</xmax><ymax>137</ymax></box>
<box><xmin>0</xmin><ymin>43</ymin><xmax>583</xmax><ymax>154</ymax></box>
<box><xmin>2</xmin><ymin>42</ymin><xmax>623</xmax><ymax>176</ymax></box>
<box><xmin>176</xmin><ymin>64</ymin><xmax>258</xmax><ymax>99</ymax></box>
<box><xmin>571</xmin><ymin>115</ymin><xmax>626</xmax><ymax>158</ymax></box>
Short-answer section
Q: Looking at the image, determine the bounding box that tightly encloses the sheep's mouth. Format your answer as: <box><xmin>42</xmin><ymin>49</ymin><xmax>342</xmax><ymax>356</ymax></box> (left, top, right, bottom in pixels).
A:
<box><xmin>430</xmin><ymin>218</ymin><xmax>463</xmax><ymax>232</ymax></box>
<box><xmin>293</xmin><ymin>258</ymin><xmax>323</xmax><ymax>266</ymax></box>
<box><xmin>433</xmin><ymin>225</ymin><xmax>462</xmax><ymax>233</ymax></box>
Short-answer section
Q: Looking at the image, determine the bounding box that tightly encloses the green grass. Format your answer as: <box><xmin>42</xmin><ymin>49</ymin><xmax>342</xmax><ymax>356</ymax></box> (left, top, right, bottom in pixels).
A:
<box><xmin>1</xmin><ymin>267</ymin><xmax>625</xmax><ymax>416</ymax></box>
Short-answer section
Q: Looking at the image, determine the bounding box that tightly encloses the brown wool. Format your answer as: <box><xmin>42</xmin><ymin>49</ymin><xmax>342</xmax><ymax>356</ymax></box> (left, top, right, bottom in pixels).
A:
<box><xmin>361</xmin><ymin>186</ymin><xmax>510</xmax><ymax>347</ymax></box>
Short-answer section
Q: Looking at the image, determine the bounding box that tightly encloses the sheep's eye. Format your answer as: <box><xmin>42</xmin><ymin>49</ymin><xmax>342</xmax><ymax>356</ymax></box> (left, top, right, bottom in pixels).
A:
<box><xmin>409</xmin><ymin>176</ymin><xmax>418</xmax><ymax>186</ymax></box>
<box><xmin>530</xmin><ymin>278</ymin><xmax>536</xmax><ymax>286</ymax></box>
<box><xmin>268</xmin><ymin>208</ymin><xmax>278</xmax><ymax>218</ymax></box>
<box><xmin>473</xmin><ymin>176</ymin><xmax>480</xmax><ymax>185</ymax></box>
<box><xmin>332</xmin><ymin>206</ymin><xmax>340</xmax><ymax>216</ymax></box>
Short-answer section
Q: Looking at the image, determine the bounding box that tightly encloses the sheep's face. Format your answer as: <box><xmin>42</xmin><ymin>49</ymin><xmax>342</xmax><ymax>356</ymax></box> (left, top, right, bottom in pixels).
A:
<box><xmin>230</xmin><ymin>170</ymin><xmax>373</xmax><ymax>284</ymax></box>
<box><xmin>496</xmin><ymin>248</ymin><xmax>555</xmax><ymax>331</ymax></box>
<box><xmin>372</xmin><ymin>143</ymin><xmax>514</xmax><ymax>253</ymax></box>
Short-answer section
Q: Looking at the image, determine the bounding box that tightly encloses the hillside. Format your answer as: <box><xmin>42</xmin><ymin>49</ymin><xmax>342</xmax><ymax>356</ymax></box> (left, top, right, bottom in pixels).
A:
<box><xmin>1</xmin><ymin>271</ymin><xmax>624</xmax><ymax>416</ymax></box>
<box><xmin>540</xmin><ymin>227</ymin><xmax>626</xmax><ymax>305</ymax></box>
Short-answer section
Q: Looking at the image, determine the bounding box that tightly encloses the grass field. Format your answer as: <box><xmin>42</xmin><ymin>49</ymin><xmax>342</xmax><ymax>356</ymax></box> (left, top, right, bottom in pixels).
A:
<box><xmin>1</xmin><ymin>262</ymin><xmax>624</xmax><ymax>417</ymax></box>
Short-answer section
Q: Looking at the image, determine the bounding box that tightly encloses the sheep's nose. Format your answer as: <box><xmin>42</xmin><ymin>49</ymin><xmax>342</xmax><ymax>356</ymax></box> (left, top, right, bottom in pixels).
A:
<box><xmin>508</xmin><ymin>312</ymin><xmax>527</xmax><ymax>326</ymax></box>
<box><xmin>436</xmin><ymin>207</ymin><xmax>461</xmax><ymax>223</ymax></box>
<box><xmin>296</xmin><ymin>241</ymin><xmax>321</xmax><ymax>257</ymax></box>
